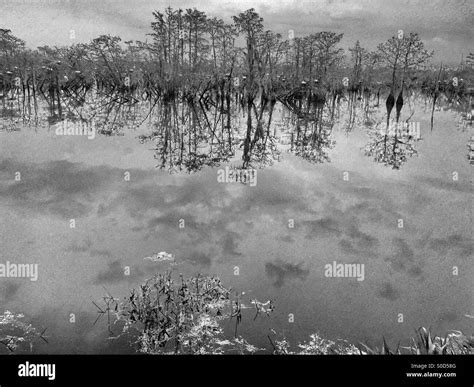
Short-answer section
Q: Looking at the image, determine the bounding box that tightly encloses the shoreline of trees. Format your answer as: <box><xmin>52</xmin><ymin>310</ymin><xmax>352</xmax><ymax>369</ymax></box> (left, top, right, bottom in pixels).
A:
<box><xmin>1</xmin><ymin>7</ymin><xmax>472</xmax><ymax>117</ymax></box>
<box><xmin>1</xmin><ymin>9</ymin><xmax>472</xmax><ymax>171</ymax></box>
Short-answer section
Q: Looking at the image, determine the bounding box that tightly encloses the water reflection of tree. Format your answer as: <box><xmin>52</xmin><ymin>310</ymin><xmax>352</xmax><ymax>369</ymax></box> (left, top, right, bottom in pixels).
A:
<box><xmin>240</xmin><ymin>95</ymin><xmax>282</xmax><ymax>169</ymax></box>
<box><xmin>138</xmin><ymin>100</ymin><xmax>232</xmax><ymax>173</ymax></box>
<box><xmin>364</xmin><ymin>121</ymin><xmax>419</xmax><ymax>169</ymax></box>
<box><xmin>136</xmin><ymin>91</ymin><xmax>284</xmax><ymax>173</ymax></box>
<box><xmin>280</xmin><ymin>89</ymin><xmax>336</xmax><ymax>164</ymax></box>
<box><xmin>292</xmin><ymin>117</ymin><xmax>335</xmax><ymax>163</ymax></box>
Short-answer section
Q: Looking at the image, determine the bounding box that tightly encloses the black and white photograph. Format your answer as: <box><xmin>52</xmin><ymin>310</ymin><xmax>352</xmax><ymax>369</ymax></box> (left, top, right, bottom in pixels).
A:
<box><xmin>0</xmin><ymin>0</ymin><xmax>473</xmax><ymax>384</ymax></box>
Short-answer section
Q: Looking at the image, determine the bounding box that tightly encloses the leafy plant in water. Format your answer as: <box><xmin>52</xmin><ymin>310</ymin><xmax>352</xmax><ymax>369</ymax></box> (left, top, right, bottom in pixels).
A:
<box><xmin>94</xmin><ymin>271</ymin><xmax>271</xmax><ymax>354</ymax></box>
<box><xmin>0</xmin><ymin>310</ymin><xmax>48</xmax><ymax>353</ymax></box>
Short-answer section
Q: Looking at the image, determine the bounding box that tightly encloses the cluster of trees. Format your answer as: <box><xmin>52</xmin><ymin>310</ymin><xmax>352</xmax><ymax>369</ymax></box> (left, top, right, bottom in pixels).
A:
<box><xmin>2</xmin><ymin>7</ymin><xmax>467</xmax><ymax>101</ymax></box>
<box><xmin>1</xmin><ymin>8</ymin><xmax>472</xmax><ymax>170</ymax></box>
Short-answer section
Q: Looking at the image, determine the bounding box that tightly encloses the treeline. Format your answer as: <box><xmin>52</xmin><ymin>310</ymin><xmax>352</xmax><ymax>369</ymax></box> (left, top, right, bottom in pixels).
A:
<box><xmin>1</xmin><ymin>7</ymin><xmax>472</xmax><ymax>103</ymax></box>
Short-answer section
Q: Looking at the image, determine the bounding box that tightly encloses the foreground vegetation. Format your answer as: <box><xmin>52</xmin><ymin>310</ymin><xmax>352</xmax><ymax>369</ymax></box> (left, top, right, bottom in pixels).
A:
<box><xmin>92</xmin><ymin>271</ymin><xmax>474</xmax><ymax>355</ymax></box>
<box><xmin>2</xmin><ymin>271</ymin><xmax>472</xmax><ymax>355</ymax></box>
